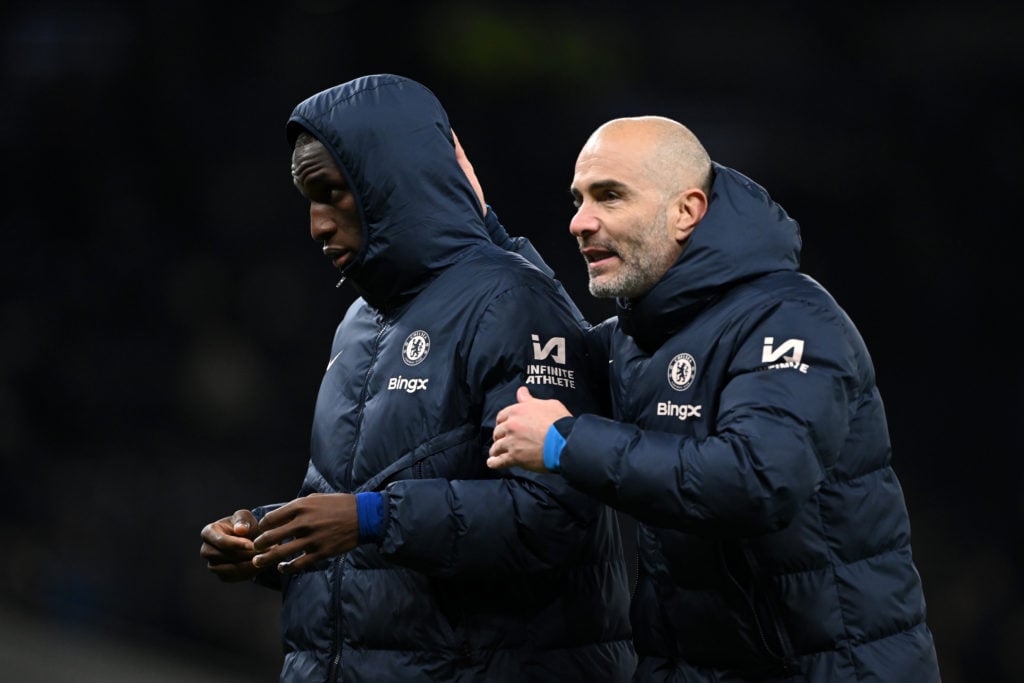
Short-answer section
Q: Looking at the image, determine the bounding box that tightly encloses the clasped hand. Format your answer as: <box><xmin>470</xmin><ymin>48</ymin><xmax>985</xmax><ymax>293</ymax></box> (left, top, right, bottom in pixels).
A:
<box><xmin>487</xmin><ymin>386</ymin><xmax>571</xmax><ymax>472</ymax></box>
<box><xmin>200</xmin><ymin>493</ymin><xmax>359</xmax><ymax>579</ymax></box>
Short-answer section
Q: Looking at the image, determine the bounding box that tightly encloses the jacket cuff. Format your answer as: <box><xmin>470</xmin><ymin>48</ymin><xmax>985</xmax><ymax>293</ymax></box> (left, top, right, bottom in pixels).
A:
<box><xmin>356</xmin><ymin>491</ymin><xmax>384</xmax><ymax>543</ymax></box>
<box><xmin>544</xmin><ymin>416</ymin><xmax>577</xmax><ymax>472</ymax></box>
<box><xmin>540</xmin><ymin>420</ymin><xmax>566</xmax><ymax>472</ymax></box>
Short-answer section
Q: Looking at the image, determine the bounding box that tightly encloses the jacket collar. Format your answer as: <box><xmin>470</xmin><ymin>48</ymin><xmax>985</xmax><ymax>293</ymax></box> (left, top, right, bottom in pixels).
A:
<box><xmin>618</xmin><ymin>163</ymin><xmax>802</xmax><ymax>353</ymax></box>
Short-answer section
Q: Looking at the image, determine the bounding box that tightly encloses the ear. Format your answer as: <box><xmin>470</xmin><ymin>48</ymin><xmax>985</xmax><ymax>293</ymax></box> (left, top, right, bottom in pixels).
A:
<box><xmin>670</xmin><ymin>188</ymin><xmax>708</xmax><ymax>244</ymax></box>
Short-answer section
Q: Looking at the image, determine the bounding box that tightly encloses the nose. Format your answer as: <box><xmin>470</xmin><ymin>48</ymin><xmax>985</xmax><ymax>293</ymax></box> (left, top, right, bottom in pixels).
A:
<box><xmin>569</xmin><ymin>205</ymin><xmax>598</xmax><ymax>238</ymax></box>
<box><xmin>309</xmin><ymin>203</ymin><xmax>335</xmax><ymax>243</ymax></box>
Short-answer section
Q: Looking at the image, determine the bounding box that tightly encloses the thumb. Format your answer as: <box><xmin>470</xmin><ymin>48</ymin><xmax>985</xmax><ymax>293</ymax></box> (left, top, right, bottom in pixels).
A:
<box><xmin>231</xmin><ymin>509</ymin><xmax>258</xmax><ymax>537</ymax></box>
<box><xmin>516</xmin><ymin>385</ymin><xmax>534</xmax><ymax>403</ymax></box>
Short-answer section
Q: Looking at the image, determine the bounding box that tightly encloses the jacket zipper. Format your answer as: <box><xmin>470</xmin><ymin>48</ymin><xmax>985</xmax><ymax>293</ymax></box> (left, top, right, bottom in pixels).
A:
<box><xmin>345</xmin><ymin>313</ymin><xmax>389</xmax><ymax>485</ymax></box>
<box><xmin>331</xmin><ymin>314</ymin><xmax>388</xmax><ymax>682</ymax></box>
<box><xmin>327</xmin><ymin>554</ymin><xmax>345</xmax><ymax>682</ymax></box>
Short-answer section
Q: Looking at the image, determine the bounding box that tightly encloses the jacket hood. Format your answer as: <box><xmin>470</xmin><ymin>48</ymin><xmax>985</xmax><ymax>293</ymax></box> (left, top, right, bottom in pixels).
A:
<box><xmin>287</xmin><ymin>74</ymin><xmax>488</xmax><ymax>310</ymax></box>
<box><xmin>619</xmin><ymin>163</ymin><xmax>802</xmax><ymax>351</ymax></box>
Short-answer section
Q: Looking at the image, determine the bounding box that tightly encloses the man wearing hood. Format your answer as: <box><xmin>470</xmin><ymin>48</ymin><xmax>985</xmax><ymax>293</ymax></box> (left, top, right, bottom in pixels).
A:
<box><xmin>488</xmin><ymin>116</ymin><xmax>941</xmax><ymax>681</ymax></box>
<box><xmin>200</xmin><ymin>75</ymin><xmax>634</xmax><ymax>682</ymax></box>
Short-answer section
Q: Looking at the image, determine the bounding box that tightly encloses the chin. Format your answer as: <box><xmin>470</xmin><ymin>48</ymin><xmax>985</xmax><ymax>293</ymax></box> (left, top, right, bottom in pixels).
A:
<box><xmin>588</xmin><ymin>280</ymin><xmax>621</xmax><ymax>299</ymax></box>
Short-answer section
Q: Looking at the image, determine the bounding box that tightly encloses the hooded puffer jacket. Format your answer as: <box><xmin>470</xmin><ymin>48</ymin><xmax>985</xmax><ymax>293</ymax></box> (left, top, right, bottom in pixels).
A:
<box><xmin>258</xmin><ymin>75</ymin><xmax>634</xmax><ymax>682</ymax></box>
<box><xmin>556</xmin><ymin>164</ymin><xmax>940</xmax><ymax>681</ymax></box>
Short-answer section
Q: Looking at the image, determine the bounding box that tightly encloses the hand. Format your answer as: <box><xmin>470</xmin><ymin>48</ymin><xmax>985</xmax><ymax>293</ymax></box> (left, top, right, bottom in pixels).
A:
<box><xmin>487</xmin><ymin>386</ymin><xmax>571</xmax><ymax>472</ymax></box>
<box><xmin>200</xmin><ymin>509</ymin><xmax>261</xmax><ymax>582</ymax></box>
<box><xmin>252</xmin><ymin>493</ymin><xmax>359</xmax><ymax>575</ymax></box>
<box><xmin>452</xmin><ymin>129</ymin><xmax>486</xmax><ymax>214</ymax></box>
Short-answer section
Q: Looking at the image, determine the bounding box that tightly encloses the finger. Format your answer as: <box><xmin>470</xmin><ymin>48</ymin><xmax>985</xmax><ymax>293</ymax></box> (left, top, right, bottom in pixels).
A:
<box><xmin>199</xmin><ymin>520</ymin><xmax>226</xmax><ymax>544</ymax></box>
<box><xmin>486</xmin><ymin>454</ymin><xmax>509</xmax><ymax>470</ymax></box>
<box><xmin>516</xmin><ymin>385</ymin><xmax>533</xmax><ymax>403</ymax></box>
<box><xmin>201</xmin><ymin>533</ymin><xmax>254</xmax><ymax>557</ymax></box>
<box><xmin>254</xmin><ymin>537</ymin><xmax>305</xmax><ymax>570</ymax></box>
<box><xmin>231</xmin><ymin>509</ymin><xmax>257</xmax><ymax>536</ymax></box>
<box><xmin>257</xmin><ymin>502</ymin><xmax>296</xmax><ymax>533</ymax></box>
<box><xmin>199</xmin><ymin>542</ymin><xmax>227</xmax><ymax>563</ymax></box>
<box><xmin>253</xmin><ymin>522</ymin><xmax>294</xmax><ymax>553</ymax></box>
<box><xmin>201</xmin><ymin>522</ymin><xmax>255</xmax><ymax>553</ymax></box>
<box><xmin>276</xmin><ymin>551</ymin><xmax>311</xmax><ymax>575</ymax></box>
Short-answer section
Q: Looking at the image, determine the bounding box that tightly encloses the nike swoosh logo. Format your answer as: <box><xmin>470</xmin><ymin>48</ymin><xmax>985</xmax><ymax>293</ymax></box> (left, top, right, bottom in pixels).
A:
<box><xmin>326</xmin><ymin>350</ymin><xmax>343</xmax><ymax>372</ymax></box>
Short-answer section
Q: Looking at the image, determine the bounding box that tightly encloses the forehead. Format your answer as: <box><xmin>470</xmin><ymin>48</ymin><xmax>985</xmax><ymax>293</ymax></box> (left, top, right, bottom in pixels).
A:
<box><xmin>572</xmin><ymin>130</ymin><xmax>649</xmax><ymax>187</ymax></box>
<box><xmin>291</xmin><ymin>138</ymin><xmax>339</xmax><ymax>177</ymax></box>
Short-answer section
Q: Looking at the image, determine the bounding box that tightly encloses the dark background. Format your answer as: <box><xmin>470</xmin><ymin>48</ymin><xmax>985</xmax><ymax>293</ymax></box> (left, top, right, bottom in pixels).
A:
<box><xmin>1</xmin><ymin>1</ymin><xmax>1020</xmax><ymax>681</ymax></box>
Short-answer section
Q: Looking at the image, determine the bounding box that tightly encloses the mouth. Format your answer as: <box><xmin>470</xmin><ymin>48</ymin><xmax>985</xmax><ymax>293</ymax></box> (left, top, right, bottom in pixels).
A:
<box><xmin>580</xmin><ymin>245</ymin><xmax>619</xmax><ymax>271</ymax></box>
<box><xmin>323</xmin><ymin>247</ymin><xmax>353</xmax><ymax>270</ymax></box>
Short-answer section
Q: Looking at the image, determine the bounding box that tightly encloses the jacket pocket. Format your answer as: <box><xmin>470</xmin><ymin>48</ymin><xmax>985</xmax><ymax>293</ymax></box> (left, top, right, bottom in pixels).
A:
<box><xmin>717</xmin><ymin>541</ymin><xmax>800</xmax><ymax>677</ymax></box>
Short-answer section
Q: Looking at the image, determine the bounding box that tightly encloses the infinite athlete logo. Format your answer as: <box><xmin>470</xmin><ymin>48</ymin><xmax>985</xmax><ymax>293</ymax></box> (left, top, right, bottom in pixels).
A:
<box><xmin>761</xmin><ymin>336</ymin><xmax>809</xmax><ymax>374</ymax></box>
<box><xmin>526</xmin><ymin>334</ymin><xmax>575</xmax><ymax>388</ymax></box>
<box><xmin>402</xmin><ymin>330</ymin><xmax>430</xmax><ymax>366</ymax></box>
<box><xmin>531</xmin><ymin>334</ymin><xmax>566</xmax><ymax>364</ymax></box>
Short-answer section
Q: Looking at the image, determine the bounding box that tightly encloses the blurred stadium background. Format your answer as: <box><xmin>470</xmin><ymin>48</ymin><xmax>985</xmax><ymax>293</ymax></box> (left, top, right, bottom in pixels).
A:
<box><xmin>1</xmin><ymin>1</ymin><xmax>1020</xmax><ymax>680</ymax></box>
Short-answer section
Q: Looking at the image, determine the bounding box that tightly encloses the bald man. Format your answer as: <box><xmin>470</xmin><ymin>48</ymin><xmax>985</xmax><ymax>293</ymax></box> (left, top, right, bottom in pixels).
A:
<box><xmin>488</xmin><ymin>117</ymin><xmax>941</xmax><ymax>681</ymax></box>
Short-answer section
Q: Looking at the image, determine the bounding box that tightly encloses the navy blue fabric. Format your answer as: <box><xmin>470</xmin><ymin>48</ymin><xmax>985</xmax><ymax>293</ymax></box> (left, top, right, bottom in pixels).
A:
<box><xmin>561</xmin><ymin>165</ymin><xmax>941</xmax><ymax>681</ymax></box>
<box><xmin>267</xmin><ymin>75</ymin><xmax>634</xmax><ymax>682</ymax></box>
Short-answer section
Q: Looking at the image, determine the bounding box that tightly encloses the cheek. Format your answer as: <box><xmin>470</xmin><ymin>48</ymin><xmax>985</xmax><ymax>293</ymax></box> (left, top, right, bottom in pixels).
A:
<box><xmin>341</xmin><ymin>210</ymin><xmax>363</xmax><ymax>246</ymax></box>
<box><xmin>611</xmin><ymin>216</ymin><xmax>644</xmax><ymax>248</ymax></box>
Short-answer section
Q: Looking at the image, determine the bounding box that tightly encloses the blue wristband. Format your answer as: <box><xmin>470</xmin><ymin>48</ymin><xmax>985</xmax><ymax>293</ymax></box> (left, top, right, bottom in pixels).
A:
<box><xmin>356</xmin><ymin>492</ymin><xmax>384</xmax><ymax>542</ymax></box>
<box><xmin>542</xmin><ymin>425</ymin><xmax>566</xmax><ymax>472</ymax></box>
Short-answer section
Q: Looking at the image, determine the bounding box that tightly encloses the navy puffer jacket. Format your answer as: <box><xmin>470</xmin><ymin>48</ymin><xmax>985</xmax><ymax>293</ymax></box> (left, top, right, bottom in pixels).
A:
<box><xmin>257</xmin><ymin>75</ymin><xmax>634</xmax><ymax>682</ymax></box>
<box><xmin>557</xmin><ymin>164</ymin><xmax>940</xmax><ymax>681</ymax></box>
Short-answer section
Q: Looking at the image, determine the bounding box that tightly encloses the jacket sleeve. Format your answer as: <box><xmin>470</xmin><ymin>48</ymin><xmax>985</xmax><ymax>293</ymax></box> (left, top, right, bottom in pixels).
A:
<box><xmin>559</xmin><ymin>298</ymin><xmax>863</xmax><ymax>538</ymax></box>
<box><xmin>376</xmin><ymin>276</ymin><xmax>612</xmax><ymax>576</ymax></box>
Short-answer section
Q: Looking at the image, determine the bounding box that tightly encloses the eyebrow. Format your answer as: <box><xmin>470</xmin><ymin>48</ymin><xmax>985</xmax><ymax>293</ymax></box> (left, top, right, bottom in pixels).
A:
<box><xmin>298</xmin><ymin>170</ymin><xmax>349</xmax><ymax>192</ymax></box>
<box><xmin>570</xmin><ymin>179</ymin><xmax>628</xmax><ymax>195</ymax></box>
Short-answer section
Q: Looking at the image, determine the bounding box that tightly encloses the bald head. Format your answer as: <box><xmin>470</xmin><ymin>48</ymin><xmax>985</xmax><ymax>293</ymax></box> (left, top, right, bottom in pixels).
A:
<box><xmin>569</xmin><ymin>116</ymin><xmax>713</xmax><ymax>299</ymax></box>
<box><xmin>583</xmin><ymin>116</ymin><xmax>712</xmax><ymax>198</ymax></box>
